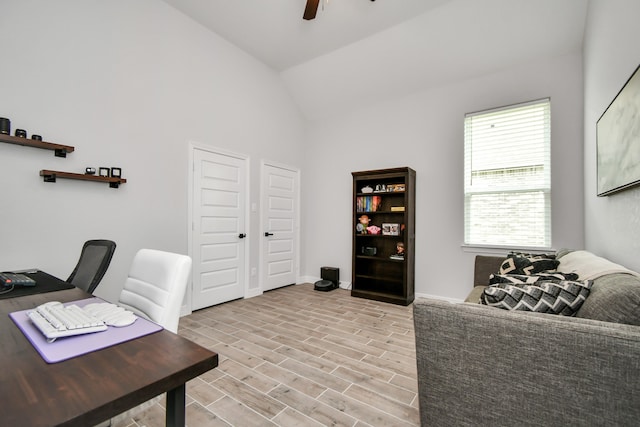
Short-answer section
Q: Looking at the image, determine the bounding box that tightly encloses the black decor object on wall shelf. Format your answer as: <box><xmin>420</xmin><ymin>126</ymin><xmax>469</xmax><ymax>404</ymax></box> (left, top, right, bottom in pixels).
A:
<box><xmin>0</xmin><ymin>117</ymin><xmax>10</xmax><ymax>135</ymax></box>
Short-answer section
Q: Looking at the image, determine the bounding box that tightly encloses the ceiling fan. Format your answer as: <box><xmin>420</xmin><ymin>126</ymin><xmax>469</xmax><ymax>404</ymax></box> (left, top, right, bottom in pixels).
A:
<box><xmin>304</xmin><ymin>0</ymin><xmax>375</xmax><ymax>20</ymax></box>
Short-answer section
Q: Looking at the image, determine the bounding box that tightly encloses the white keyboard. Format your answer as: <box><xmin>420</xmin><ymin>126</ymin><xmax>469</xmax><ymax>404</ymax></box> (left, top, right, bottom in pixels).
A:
<box><xmin>83</xmin><ymin>302</ymin><xmax>137</xmax><ymax>328</ymax></box>
<box><xmin>28</xmin><ymin>301</ymin><xmax>108</xmax><ymax>343</ymax></box>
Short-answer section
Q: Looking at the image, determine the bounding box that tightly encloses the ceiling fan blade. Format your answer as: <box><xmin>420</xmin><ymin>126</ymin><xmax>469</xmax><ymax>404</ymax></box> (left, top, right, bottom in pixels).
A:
<box><xmin>303</xmin><ymin>0</ymin><xmax>319</xmax><ymax>20</ymax></box>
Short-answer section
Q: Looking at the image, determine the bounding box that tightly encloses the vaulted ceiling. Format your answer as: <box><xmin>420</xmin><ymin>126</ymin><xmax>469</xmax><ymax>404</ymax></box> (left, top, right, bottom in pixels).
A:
<box><xmin>160</xmin><ymin>0</ymin><xmax>589</xmax><ymax>120</ymax></box>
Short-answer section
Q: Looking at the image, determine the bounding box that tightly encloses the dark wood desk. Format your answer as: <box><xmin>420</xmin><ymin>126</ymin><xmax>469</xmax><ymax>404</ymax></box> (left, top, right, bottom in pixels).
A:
<box><xmin>0</xmin><ymin>286</ymin><xmax>218</xmax><ymax>427</ymax></box>
<box><xmin>0</xmin><ymin>270</ymin><xmax>74</xmax><ymax>299</ymax></box>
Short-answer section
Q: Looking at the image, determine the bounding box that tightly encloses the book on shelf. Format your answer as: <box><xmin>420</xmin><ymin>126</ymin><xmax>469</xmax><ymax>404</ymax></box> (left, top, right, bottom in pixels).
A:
<box><xmin>390</xmin><ymin>206</ymin><xmax>405</xmax><ymax>212</ymax></box>
<box><xmin>389</xmin><ymin>255</ymin><xmax>404</xmax><ymax>260</ymax></box>
<box><xmin>356</xmin><ymin>195</ymin><xmax>382</xmax><ymax>212</ymax></box>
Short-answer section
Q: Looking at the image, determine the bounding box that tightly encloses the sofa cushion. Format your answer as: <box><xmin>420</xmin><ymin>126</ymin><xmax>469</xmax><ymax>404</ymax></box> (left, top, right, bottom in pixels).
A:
<box><xmin>575</xmin><ymin>273</ymin><xmax>640</xmax><ymax>326</ymax></box>
<box><xmin>480</xmin><ymin>279</ymin><xmax>592</xmax><ymax>315</ymax></box>
<box><xmin>465</xmin><ymin>286</ymin><xmax>486</xmax><ymax>303</ymax></box>
<box><xmin>489</xmin><ymin>272</ymin><xmax>579</xmax><ymax>285</ymax></box>
<box><xmin>499</xmin><ymin>254</ymin><xmax>559</xmax><ymax>275</ymax></box>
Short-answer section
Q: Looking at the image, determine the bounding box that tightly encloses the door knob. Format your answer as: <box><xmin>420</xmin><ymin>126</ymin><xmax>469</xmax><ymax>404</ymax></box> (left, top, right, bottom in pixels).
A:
<box><xmin>264</xmin><ymin>232</ymin><xmax>274</xmax><ymax>237</ymax></box>
<box><xmin>238</xmin><ymin>233</ymin><xmax>246</xmax><ymax>239</ymax></box>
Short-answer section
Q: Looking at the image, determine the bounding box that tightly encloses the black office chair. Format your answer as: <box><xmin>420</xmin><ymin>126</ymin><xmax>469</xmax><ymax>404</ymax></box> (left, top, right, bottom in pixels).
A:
<box><xmin>67</xmin><ymin>239</ymin><xmax>116</xmax><ymax>294</ymax></box>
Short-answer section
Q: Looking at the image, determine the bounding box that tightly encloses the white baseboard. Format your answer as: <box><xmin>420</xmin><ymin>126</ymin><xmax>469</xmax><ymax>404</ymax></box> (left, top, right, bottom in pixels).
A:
<box><xmin>245</xmin><ymin>287</ymin><xmax>262</xmax><ymax>299</ymax></box>
<box><xmin>298</xmin><ymin>275</ymin><xmax>315</xmax><ymax>285</ymax></box>
<box><xmin>414</xmin><ymin>292</ymin><xmax>464</xmax><ymax>304</ymax></box>
<box><xmin>180</xmin><ymin>304</ymin><xmax>191</xmax><ymax>317</ymax></box>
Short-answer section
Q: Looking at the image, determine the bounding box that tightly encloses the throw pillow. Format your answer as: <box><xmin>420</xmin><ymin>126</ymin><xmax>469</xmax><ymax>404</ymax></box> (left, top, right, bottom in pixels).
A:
<box><xmin>509</xmin><ymin>251</ymin><xmax>556</xmax><ymax>260</ymax></box>
<box><xmin>489</xmin><ymin>272</ymin><xmax>579</xmax><ymax>285</ymax></box>
<box><xmin>480</xmin><ymin>279</ymin><xmax>593</xmax><ymax>316</ymax></box>
<box><xmin>499</xmin><ymin>255</ymin><xmax>560</xmax><ymax>275</ymax></box>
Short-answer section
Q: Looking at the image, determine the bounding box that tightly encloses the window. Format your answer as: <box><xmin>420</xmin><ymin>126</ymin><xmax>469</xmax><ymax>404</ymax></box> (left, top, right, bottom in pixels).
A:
<box><xmin>464</xmin><ymin>98</ymin><xmax>551</xmax><ymax>248</ymax></box>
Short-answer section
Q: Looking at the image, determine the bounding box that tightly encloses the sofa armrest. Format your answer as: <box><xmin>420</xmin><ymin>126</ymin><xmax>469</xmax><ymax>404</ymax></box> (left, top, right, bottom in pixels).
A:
<box><xmin>413</xmin><ymin>298</ymin><xmax>640</xmax><ymax>426</ymax></box>
<box><xmin>473</xmin><ymin>255</ymin><xmax>503</xmax><ymax>287</ymax></box>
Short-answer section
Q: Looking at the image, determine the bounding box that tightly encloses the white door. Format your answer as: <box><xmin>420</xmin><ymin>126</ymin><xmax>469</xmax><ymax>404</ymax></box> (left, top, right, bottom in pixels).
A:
<box><xmin>261</xmin><ymin>162</ymin><xmax>299</xmax><ymax>292</ymax></box>
<box><xmin>191</xmin><ymin>147</ymin><xmax>248</xmax><ymax>310</ymax></box>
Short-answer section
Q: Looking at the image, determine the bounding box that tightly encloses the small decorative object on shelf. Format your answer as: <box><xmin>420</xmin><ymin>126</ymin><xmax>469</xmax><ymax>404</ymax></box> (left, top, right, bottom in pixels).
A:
<box><xmin>388</xmin><ymin>183</ymin><xmax>405</xmax><ymax>192</ymax></box>
<box><xmin>382</xmin><ymin>223</ymin><xmax>400</xmax><ymax>236</ymax></box>
<box><xmin>356</xmin><ymin>214</ymin><xmax>370</xmax><ymax>234</ymax></box>
<box><xmin>390</xmin><ymin>242</ymin><xmax>405</xmax><ymax>260</ymax></box>
<box><xmin>362</xmin><ymin>246</ymin><xmax>377</xmax><ymax>256</ymax></box>
<box><xmin>15</xmin><ymin>128</ymin><xmax>27</xmax><ymax>138</ymax></box>
<box><xmin>110</xmin><ymin>167</ymin><xmax>122</xmax><ymax>178</ymax></box>
<box><xmin>99</xmin><ymin>167</ymin><xmax>110</xmax><ymax>177</ymax></box>
<box><xmin>367</xmin><ymin>225</ymin><xmax>381</xmax><ymax>235</ymax></box>
<box><xmin>352</xmin><ymin>167</ymin><xmax>415</xmax><ymax>305</ymax></box>
<box><xmin>31</xmin><ymin>134</ymin><xmax>42</xmax><ymax>141</ymax></box>
<box><xmin>0</xmin><ymin>117</ymin><xmax>10</xmax><ymax>135</ymax></box>
<box><xmin>85</xmin><ymin>167</ymin><xmax>96</xmax><ymax>175</ymax></box>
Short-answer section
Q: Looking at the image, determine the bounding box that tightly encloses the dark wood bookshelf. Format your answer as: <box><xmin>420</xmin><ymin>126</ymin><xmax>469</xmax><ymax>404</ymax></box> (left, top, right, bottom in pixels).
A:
<box><xmin>351</xmin><ymin>167</ymin><xmax>415</xmax><ymax>305</ymax></box>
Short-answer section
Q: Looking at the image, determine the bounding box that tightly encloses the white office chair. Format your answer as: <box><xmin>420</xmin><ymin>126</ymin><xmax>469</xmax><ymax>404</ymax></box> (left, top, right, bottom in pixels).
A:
<box><xmin>118</xmin><ymin>249</ymin><xmax>192</xmax><ymax>334</ymax></box>
<box><xmin>102</xmin><ymin>249</ymin><xmax>192</xmax><ymax>427</ymax></box>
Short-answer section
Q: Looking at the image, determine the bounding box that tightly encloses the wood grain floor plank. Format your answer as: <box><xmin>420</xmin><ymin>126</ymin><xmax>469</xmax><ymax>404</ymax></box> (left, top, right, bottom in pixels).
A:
<box><xmin>212</xmin><ymin>375</ymin><xmax>286</xmax><ymax>418</ymax></box>
<box><xmin>117</xmin><ymin>284</ymin><xmax>419</xmax><ymax>427</ymax></box>
<box><xmin>206</xmin><ymin>395</ymin><xmax>276</xmax><ymax>427</ymax></box>
<box><xmin>187</xmin><ymin>377</ymin><xmax>226</xmax><ymax>406</ymax></box>
<box><xmin>268</xmin><ymin>384</ymin><xmax>356</xmax><ymax>427</ymax></box>
<box><xmin>278</xmin><ymin>358</ymin><xmax>351</xmax><ymax>393</ymax></box>
<box><xmin>332</xmin><ymin>366</ymin><xmax>416</xmax><ymax>405</ymax></box>
<box><xmin>271</xmin><ymin>407</ymin><xmax>325</xmax><ymax>427</ymax></box>
<box><xmin>255</xmin><ymin>361</ymin><xmax>328</xmax><ymax>399</ymax></box>
<box><xmin>217</xmin><ymin>358</ymin><xmax>280</xmax><ymax>393</ymax></box>
<box><xmin>343</xmin><ymin>383</ymin><xmax>420</xmax><ymax>424</ymax></box>
<box><xmin>319</xmin><ymin>388</ymin><xmax>416</xmax><ymax>427</ymax></box>
<box><xmin>305</xmin><ymin>336</ymin><xmax>370</xmax><ymax>360</ymax></box>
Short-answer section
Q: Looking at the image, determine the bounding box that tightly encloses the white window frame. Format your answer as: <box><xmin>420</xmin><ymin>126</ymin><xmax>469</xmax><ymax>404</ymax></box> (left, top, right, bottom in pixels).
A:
<box><xmin>463</xmin><ymin>98</ymin><xmax>551</xmax><ymax>250</ymax></box>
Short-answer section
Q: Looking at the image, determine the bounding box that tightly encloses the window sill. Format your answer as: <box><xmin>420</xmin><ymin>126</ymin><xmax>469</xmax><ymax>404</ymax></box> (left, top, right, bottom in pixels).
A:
<box><xmin>461</xmin><ymin>244</ymin><xmax>556</xmax><ymax>256</ymax></box>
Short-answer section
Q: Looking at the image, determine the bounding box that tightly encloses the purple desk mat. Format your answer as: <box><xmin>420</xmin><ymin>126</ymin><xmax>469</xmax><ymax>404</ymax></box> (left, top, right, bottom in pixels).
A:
<box><xmin>9</xmin><ymin>297</ymin><xmax>163</xmax><ymax>363</ymax></box>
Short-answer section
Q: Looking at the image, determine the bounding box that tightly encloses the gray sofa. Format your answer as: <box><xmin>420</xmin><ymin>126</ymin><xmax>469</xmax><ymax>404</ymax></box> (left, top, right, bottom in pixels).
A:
<box><xmin>414</xmin><ymin>250</ymin><xmax>640</xmax><ymax>426</ymax></box>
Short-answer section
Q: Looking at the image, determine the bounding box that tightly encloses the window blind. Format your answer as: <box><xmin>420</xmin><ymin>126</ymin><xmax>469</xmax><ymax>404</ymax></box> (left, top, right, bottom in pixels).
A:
<box><xmin>464</xmin><ymin>98</ymin><xmax>551</xmax><ymax>248</ymax></box>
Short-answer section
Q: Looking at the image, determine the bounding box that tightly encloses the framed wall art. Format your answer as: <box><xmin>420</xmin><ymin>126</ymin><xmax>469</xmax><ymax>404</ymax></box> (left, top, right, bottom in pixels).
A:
<box><xmin>597</xmin><ymin>63</ymin><xmax>640</xmax><ymax>196</ymax></box>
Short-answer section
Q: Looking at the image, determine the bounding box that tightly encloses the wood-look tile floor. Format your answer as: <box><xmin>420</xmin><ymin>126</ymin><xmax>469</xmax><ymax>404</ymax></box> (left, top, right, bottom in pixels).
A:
<box><xmin>114</xmin><ymin>283</ymin><xmax>419</xmax><ymax>427</ymax></box>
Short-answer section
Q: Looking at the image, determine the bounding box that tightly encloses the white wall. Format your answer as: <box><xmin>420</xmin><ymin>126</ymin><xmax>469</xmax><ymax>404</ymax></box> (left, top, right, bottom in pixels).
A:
<box><xmin>583</xmin><ymin>0</ymin><xmax>640</xmax><ymax>272</ymax></box>
<box><xmin>0</xmin><ymin>0</ymin><xmax>596</xmax><ymax>306</ymax></box>
<box><xmin>0</xmin><ymin>0</ymin><xmax>305</xmax><ymax>303</ymax></box>
<box><xmin>303</xmin><ymin>52</ymin><xmax>585</xmax><ymax>301</ymax></box>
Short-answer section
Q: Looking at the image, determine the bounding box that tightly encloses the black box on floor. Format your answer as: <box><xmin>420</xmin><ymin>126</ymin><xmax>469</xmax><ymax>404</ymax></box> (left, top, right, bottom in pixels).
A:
<box><xmin>314</xmin><ymin>267</ymin><xmax>339</xmax><ymax>291</ymax></box>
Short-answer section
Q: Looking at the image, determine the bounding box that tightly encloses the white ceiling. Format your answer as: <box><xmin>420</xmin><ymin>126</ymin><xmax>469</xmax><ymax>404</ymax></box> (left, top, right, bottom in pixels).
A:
<box><xmin>160</xmin><ymin>0</ymin><xmax>452</xmax><ymax>71</ymax></box>
<box><xmin>160</xmin><ymin>0</ymin><xmax>589</xmax><ymax>121</ymax></box>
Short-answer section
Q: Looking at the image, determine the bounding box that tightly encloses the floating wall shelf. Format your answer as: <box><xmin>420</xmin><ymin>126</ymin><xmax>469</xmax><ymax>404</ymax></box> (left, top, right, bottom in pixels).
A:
<box><xmin>0</xmin><ymin>134</ymin><xmax>74</xmax><ymax>157</ymax></box>
<box><xmin>40</xmin><ymin>170</ymin><xmax>127</xmax><ymax>188</ymax></box>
